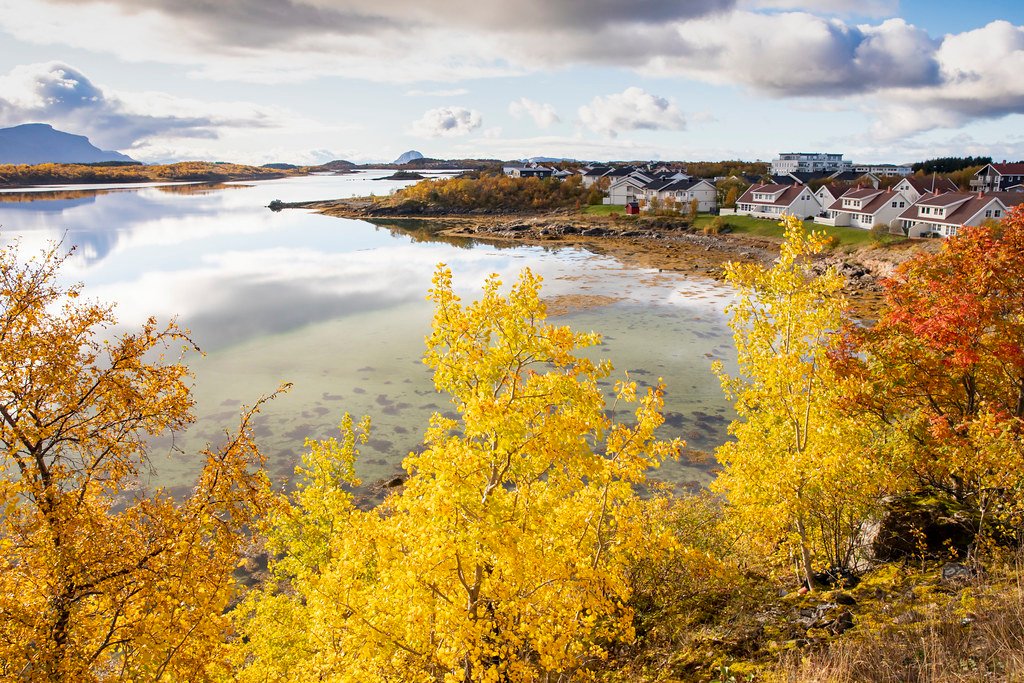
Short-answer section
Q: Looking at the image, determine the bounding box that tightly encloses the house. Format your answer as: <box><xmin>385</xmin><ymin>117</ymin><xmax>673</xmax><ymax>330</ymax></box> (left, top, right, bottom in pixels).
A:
<box><xmin>730</xmin><ymin>183</ymin><xmax>821</xmax><ymax>219</ymax></box>
<box><xmin>970</xmin><ymin>163</ymin><xmax>1024</xmax><ymax>193</ymax></box>
<box><xmin>581</xmin><ymin>166</ymin><xmax>613</xmax><ymax>187</ymax></box>
<box><xmin>829</xmin><ymin>171</ymin><xmax>880</xmax><ymax>187</ymax></box>
<box><xmin>814</xmin><ymin>184</ymin><xmax>844</xmax><ymax>209</ymax></box>
<box><xmin>771</xmin><ymin>152</ymin><xmax>851</xmax><ymax>176</ymax></box>
<box><xmin>644</xmin><ymin>179</ymin><xmax>718</xmax><ymax>213</ymax></box>
<box><xmin>897</xmin><ymin>191</ymin><xmax>1024</xmax><ymax>238</ymax></box>
<box><xmin>771</xmin><ymin>171</ymin><xmax>832</xmax><ymax>186</ymax></box>
<box><xmin>892</xmin><ymin>175</ymin><xmax>959</xmax><ymax>203</ymax></box>
<box><xmin>503</xmin><ymin>164</ymin><xmax>553</xmax><ymax>179</ymax></box>
<box><xmin>606</xmin><ymin>175</ymin><xmax>649</xmax><ymax>205</ymax></box>
<box><xmin>851</xmin><ymin>163</ymin><xmax>913</xmax><ymax>177</ymax></box>
<box><xmin>814</xmin><ymin>188</ymin><xmax>912</xmax><ymax>230</ymax></box>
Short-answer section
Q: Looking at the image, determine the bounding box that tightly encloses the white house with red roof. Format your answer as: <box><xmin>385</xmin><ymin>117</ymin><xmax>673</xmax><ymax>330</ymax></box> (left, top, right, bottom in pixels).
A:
<box><xmin>814</xmin><ymin>187</ymin><xmax>912</xmax><ymax>230</ymax></box>
<box><xmin>814</xmin><ymin>184</ymin><xmax>844</xmax><ymax>209</ymax></box>
<box><xmin>971</xmin><ymin>163</ymin><xmax>1024</xmax><ymax>193</ymax></box>
<box><xmin>729</xmin><ymin>183</ymin><xmax>821</xmax><ymax>219</ymax></box>
<box><xmin>898</xmin><ymin>192</ymin><xmax>1024</xmax><ymax>238</ymax></box>
<box><xmin>892</xmin><ymin>175</ymin><xmax>960</xmax><ymax>203</ymax></box>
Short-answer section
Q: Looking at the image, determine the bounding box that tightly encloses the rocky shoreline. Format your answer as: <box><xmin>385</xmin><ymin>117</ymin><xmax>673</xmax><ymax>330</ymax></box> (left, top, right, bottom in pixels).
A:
<box><xmin>276</xmin><ymin>198</ymin><xmax>935</xmax><ymax>319</ymax></box>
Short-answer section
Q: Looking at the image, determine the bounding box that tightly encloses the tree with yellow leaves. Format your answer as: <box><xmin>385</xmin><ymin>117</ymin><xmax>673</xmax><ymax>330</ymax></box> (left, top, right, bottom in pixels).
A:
<box><xmin>233</xmin><ymin>265</ymin><xmax>681</xmax><ymax>682</ymax></box>
<box><xmin>0</xmin><ymin>240</ymin><xmax>273</xmax><ymax>681</ymax></box>
<box><xmin>712</xmin><ymin>215</ymin><xmax>888</xmax><ymax>589</ymax></box>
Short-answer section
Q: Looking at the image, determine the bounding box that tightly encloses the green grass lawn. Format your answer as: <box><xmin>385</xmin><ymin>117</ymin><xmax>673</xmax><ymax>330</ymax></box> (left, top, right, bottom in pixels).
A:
<box><xmin>694</xmin><ymin>214</ymin><xmax>902</xmax><ymax>247</ymax></box>
<box><xmin>582</xmin><ymin>203</ymin><xmax>626</xmax><ymax>216</ymax></box>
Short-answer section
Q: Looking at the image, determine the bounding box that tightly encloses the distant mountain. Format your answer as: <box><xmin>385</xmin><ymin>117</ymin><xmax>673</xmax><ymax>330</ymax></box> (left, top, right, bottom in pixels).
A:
<box><xmin>0</xmin><ymin>123</ymin><xmax>135</xmax><ymax>164</ymax></box>
<box><xmin>525</xmin><ymin>156</ymin><xmax>576</xmax><ymax>163</ymax></box>
<box><xmin>262</xmin><ymin>162</ymin><xmax>299</xmax><ymax>170</ymax></box>
<box><xmin>393</xmin><ymin>150</ymin><xmax>424</xmax><ymax>165</ymax></box>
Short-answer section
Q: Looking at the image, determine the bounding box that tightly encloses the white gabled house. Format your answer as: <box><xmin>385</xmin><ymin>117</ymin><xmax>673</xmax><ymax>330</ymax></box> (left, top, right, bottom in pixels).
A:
<box><xmin>891</xmin><ymin>175</ymin><xmax>959</xmax><ymax>204</ymax></box>
<box><xmin>814</xmin><ymin>188</ymin><xmax>912</xmax><ymax>230</ymax></box>
<box><xmin>814</xmin><ymin>184</ymin><xmax>843</xmax><ymax>210</ymax></box>
<box><xmin>897</xmin><ymin>192</ymin><xmax>1023</xmax><ymax>238</ymax></box>
<box><xmin>581</xmin><ymin>166</ymin><xmax>613</xmax><ymax>188</ymax></box>
<box><xmin>606</xmin><ymin>176</ymin><xmax>649</xmax><ymax>205</ymax></box>
<box><xmin>644</xmin><ymin>179</ymin><xmax>717</xmax><ymax>213</ymax></box>
<box><xmin>730</xmin><ymin>183</ymin><xmax>821</xmax><ymax>219</ymax></box>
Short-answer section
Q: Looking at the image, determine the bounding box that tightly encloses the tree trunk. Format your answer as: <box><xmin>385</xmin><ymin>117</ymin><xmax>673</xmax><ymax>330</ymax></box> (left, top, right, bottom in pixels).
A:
<box><xmin>795</xmin><ymin>516</ymin><xmax>816</xmax><ymax>591</ymax></box>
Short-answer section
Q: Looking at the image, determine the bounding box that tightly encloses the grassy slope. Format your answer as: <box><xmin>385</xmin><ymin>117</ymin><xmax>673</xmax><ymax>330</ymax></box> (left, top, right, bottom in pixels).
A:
<box><xmin>582</xmin><ymin>206</ymin><xmax>901</xmax><ymax>247</ymax></box>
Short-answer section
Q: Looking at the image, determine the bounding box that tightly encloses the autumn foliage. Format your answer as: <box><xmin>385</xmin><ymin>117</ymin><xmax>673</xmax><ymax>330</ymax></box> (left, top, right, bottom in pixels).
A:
<box><xmin>5</xmin><ymin>205</ymin><xmax>1024</xmax><ymax>680</ymax></box>
<box><xmin>0</xmin><ymin>161</ymin><xmax>290</xmax><ymax>187</ymax></box>
<box><xmin>232</xmin><ymin>266</ymin><xmax>682</xmax><ymax>681</ymax></box>
<box><xmin>842</xmin><ymin>205</ymin><xmax>1024</xmax><ymax>545</ymax></box>
<box><xmin>0</xmin><ymin>241</ymin><xmax>274</xmax><ymax>680</ymax></box>
<box><xmin>391</xmin><ymin>173</ymin><xmax>601</xmax><ymax>212</ymax></box>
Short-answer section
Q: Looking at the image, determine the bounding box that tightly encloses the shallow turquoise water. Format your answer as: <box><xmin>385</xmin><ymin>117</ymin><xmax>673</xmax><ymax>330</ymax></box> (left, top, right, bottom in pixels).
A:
<box><xmin>0</xmin><ymin>172</ymin><xmax>737</xmax><ymax>494</ymax></box>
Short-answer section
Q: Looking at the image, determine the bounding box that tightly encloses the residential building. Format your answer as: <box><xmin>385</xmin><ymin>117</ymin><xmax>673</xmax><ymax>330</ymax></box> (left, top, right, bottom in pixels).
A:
<box><xmin>897</xmin><ymin>192</ymin><xmax>1024</xmax><ymax>238</ymax></box>
<box><xmin>892</xmin><ymin>175</ymin><xmax>959</xmax><ymax>203</ymax></box>
<box><xmin>814</xmin><ymin>184</ymin><xmax>844</xmax><ymax>209</ymax></box>
<box><xmin>643</xmin><ymin>179</ymin><xmax>717</xmax><ymax>213</ymax></box>
<box><xmin>606</xmin><ymin>176</ymin><xmax>649</xmax><ymax>205</ymax></box>
<box><xmin>970</xmin><ymin>162</ymin><xmax>1024</xmax><ymax>192</ymax></box>
<box><xmin>503</xmin><ymin>164</ymin><xmax>553</xmax><ymax>179</ymax></box>
<box><xmin>730</xmin><ymin>183</ymin><xmax>821</xmax><ymax>219</ymax></box>
<box><xmin>814</xmin><ymin>188</ymin><xmax>911</xmax><ymax>230</ymax></box>
<box><xmin>851</xmin><ymin>163</ymin><xmax>913</xmax><ymax>177</ymax></box>
<box><xmin>581</xmin><ymin>166</ymin><xmax>613</xmax><ymax>187</ymax></box>
<box><xmin>770</xmin><ymin>152</ymin><xmax>851</xmax><ymax>176</ymax></box>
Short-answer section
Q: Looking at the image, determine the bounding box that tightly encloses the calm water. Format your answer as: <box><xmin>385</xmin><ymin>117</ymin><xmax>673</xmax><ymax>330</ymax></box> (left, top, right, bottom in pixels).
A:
<box><xmin>0</xmin><ymin>171</ymin><xmax>736</xmax><ymax>495</ymax></box>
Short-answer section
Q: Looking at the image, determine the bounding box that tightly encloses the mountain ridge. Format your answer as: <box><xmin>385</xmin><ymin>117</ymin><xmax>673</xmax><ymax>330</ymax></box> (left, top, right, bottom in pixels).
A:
<box><xmin>0</xmin><ymin>123</ymin><xmax>136</xmax><ymax>165</ymax></box>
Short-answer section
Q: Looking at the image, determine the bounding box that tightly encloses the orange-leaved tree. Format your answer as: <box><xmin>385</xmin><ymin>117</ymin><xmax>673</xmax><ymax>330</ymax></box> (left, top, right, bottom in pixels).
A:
<box><xmin>232</xmin><ymin>265</ymin><xmax>682</xmax><ymax>682</ymax></box>
<box><xmin>0</xmin><ymin>240</ymin><xmax>274</xmax><ymax>681</ymax></box>
<box><xmin>841</xmin><ymin>205</ymin><xmax>1024</xmax><ymax>549</ymax></box>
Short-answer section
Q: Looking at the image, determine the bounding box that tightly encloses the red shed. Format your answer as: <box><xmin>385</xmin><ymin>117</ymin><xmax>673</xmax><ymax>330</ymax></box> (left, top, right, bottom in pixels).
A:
<box><xmin>625</xmin><ymin>201</ymin><xmax>640</xmax><ymax>215</ymax></box>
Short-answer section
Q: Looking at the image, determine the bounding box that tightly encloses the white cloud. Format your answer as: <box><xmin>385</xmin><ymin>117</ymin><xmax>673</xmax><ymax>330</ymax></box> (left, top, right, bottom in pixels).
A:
<box><xmin>508</xmin><ymin>98</ymin><xmax>560</xmax><ymax>128</ymax></box>
<box><xmin>865</xmin><ymin>21</ymin><xmax>1024</xmax><ymax>138</ymax></box>
<box><xmin>407</xmin><ymin>106</ymin><xmax>483</xmax><ymax>138</ymax></box>
<box><xmin>0</xmin><ymin>62</ymin><xmax>293</xmax><ymax>152</ymax></box>
<box><xmin>578</xmin><ymin>87</ymin><xmax>685</xmax><ymax>138</ymax></box>
<box><xmin>0</xmin><ymin>2</ymin><xmax>1020</xmax><ymax>145</ymax></box>
<box><xmin>404</xmin><ymin>88</ymin><xmax>470</xmax><ymax>97</ymax></box>
<box><xmin>645</xmin><ymin>13</ymin><xmax>939</xmax><ymax>96</ymax></box>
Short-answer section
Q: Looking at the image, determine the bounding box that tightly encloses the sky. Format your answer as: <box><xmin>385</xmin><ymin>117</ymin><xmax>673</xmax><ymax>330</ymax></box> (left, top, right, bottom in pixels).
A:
<box><xmin>0</xmin><ymin>0</ymin><xmax>1021</xmax><ymax>165</ymax></box>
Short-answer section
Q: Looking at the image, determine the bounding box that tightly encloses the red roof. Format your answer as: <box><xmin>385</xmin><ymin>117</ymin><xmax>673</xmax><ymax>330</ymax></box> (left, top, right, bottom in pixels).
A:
<box><xmin>900</xmin><ymin>176</ymin><xmax>958</xmax><ymax>194</ymax></box>
<box><xmin>991</xmin><ymin>163</ymin><xmax>1024</xmax><ymax>175</ymax></box>
<box><xmin>737</xmin><ymin>183</ymin><xmax>811</xmax><ymax>207</ymax></box>
<box><xmin>898</xmin><ymin>193</ymin><xmax>1006</xmax><ymax>226</ymax></box>
<box><xmin>827</xmin><ymin>190</ymin><xmax>900</xmax><ymax>215</ymax></box>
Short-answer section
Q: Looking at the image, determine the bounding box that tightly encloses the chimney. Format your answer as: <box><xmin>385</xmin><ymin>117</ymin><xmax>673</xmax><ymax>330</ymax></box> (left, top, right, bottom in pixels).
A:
<box><xmin>978</xmin><ymin>190</ymin><xmax>984</xmax><ymax>198</ymax></box>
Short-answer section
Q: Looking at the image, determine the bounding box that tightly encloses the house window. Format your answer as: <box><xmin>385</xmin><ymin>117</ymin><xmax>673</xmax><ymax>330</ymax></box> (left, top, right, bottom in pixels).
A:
<box><xmin>864</xmin><ymin>215</ymin><xmax>873</xmax><ymax>224</ymax></box>
<box><xmin>899</xmin><ymin>202</ymin><xmax>906</xmax><ymax>208</ymax></box>
<box><xmin>995</xmin><ymin>210</ymin><xmax>1002</xmax><ymax>217</ymax></box>
<box><xmin>891</xmin><ymin>201</ymin><xmax>897</xmax><ymax>208</ymax></box>
<box><xmin>985</xmin><ymin>209</ymin><xmax>992</xmax><ymax>218</ymax></box>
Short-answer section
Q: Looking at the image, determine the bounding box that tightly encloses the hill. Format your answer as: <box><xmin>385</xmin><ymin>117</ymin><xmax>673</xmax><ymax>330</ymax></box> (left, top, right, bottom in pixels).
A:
<box><xmin>0</xmin><ymin>123</ymin><xmax>135</xmax><ymax>164</ymax></box>
<box><xmin>393</xmin><ymin>150</ymin><xmax>424</xmax><ymax>165</ymax></box>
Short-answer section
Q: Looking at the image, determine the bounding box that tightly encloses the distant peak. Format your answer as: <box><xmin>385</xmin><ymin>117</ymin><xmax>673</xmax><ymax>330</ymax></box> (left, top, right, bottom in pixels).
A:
<box><xmin>393</xmin><ymin>150</ymin><xmax>424</xmax><ymax>165</ymax></box>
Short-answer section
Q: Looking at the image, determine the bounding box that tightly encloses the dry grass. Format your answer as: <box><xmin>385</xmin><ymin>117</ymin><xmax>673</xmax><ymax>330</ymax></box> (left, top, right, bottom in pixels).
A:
<box><xmin>772</xmin><ymin>562</ymin><xmax>1024</xmax><ymax>683</ymax></box>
